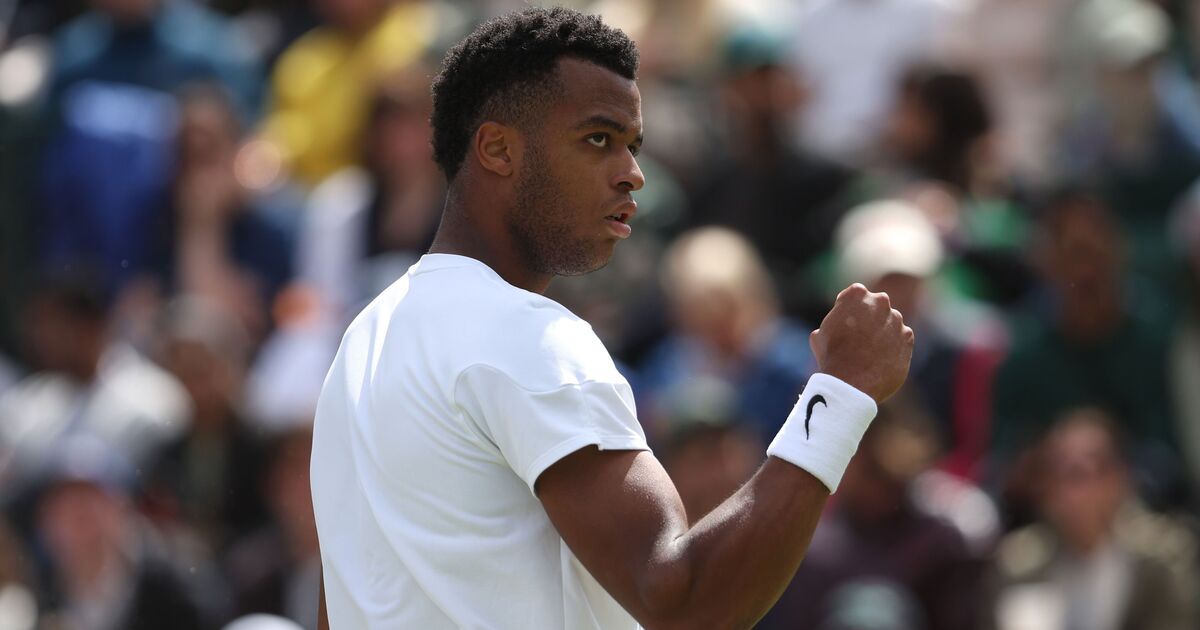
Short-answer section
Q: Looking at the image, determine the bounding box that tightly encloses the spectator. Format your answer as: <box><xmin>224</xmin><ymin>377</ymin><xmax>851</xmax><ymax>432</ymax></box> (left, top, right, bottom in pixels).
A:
<box><xmin>758</xmin><ymin>400</ymin><xmax>984</xmax><ymax>630</ymax></box>
<box><xmin>141</xmin><ymin>296</ymin><xmax>269</xmax><ymax>554</ymax></box>
<box><xmin>225</xmin><ymin>426</ymin><xmax>320</xmax><ymax>629</ymax></box>
<box><xmin>36</xmin><ymin>0</ymin><xmax>261</xmax><ymax>289</ymax></box>
<box><xmin>638</xmin><ymin>227</ymin><xmax>816</xmax><ymax>447</ymax></box>
<box><xmin>835</xmin><ymin>199</ymin><xmax>1003</xmax><ymax>480</ymax></box>
<box><xmin>0</xmin><ymin>273</ymin><xmax>189</xmax><ymax>507</ymax></box>
<box><xmin>47</xmin><ymin>0</ymin><xmax>259</xmax><ymax>113</ymax></box>
<box><xmin>1059</xmin><ymin>0</ymin><xmax>1200</xmax><ymax>296</ymax></box>
<box><xmin>257</xmin><ymin>0</ymin><xmax>457</xmax><ymax>186</ymax></box>
<box><xmin>937</xmin><ymin>0</ymin><xmax>1071</xmax><ymax>187</ymax></box>
<box><xmin>874</xmin><ymin>65</ymin><xmax>1038</xmax><ymax>309</ymax></box>
<box><xmin>882</xmin><ymin>66</ymin><xmax>993</xmax><ymax>195</ymax></box>
<box><xmin>297</xmin><ymin>67</ymin><xmax>444</xmax><ymax>324</ymax></box>
<box><xmin>988</xmin><ymin>409</ymin><xmax>1198</xmax><ymax>630</ymax></box>
<box><xmin>990</xmin><ymin>190</ymin><xmax>1183</xmax><ymax>506</ymax></box>
<box><xmin>787</xmin><ymin>0</ymin><xmax>961</xmax><ymax>163</ymax></box>
<box><xmin>153</xmin><ymin>83</ymin><xmax>296</xmax><ymax>341</ymax></box>
<box><xmin>688</xmin><ymin>27</ymin><xmax>857</xmax><ymax>321</ymax></box>
<box><xmin>33</xmin><ymin>437</ymin><xmax>215</xmax><ymax>630</ymax></box>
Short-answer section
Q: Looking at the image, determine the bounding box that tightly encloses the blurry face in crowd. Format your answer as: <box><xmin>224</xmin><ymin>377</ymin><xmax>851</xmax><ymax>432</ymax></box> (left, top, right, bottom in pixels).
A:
<box><xmin>177</xmin><ymin>94</ymin><xmax>240</xmax><ymax>170</ymax></box>
<box><xmin>885</xmin><ymin>89</ymin><xmax>935</xmax><ymax>163</ymax></box>
<box><xmin>720</xmin><ymin>65</ymin><xmax>802</xmax><ymax>137</ymax></box>
<box><xmin>38</xmin><ymin>482</ymin><xmax>127</xmax><ymax>572</ymax></box>
<box><xmin>1038</xmin><ymin>415</ymin><xmax>1128</xmax><ymax>554</ymax></box>
<box><xmin>1042</xmin><ymin>200</ymin><xmax>1124</xmax><ymax>332</ymax></box>
<box><xmin>505</xmin><ymin>59</ymin><xmax>644</xmax><ymax>277</ymax></box>
<box><xmin>672</xmin><ymin>287</ymin><xmax>742</xmax><ymax>355</ymax></box>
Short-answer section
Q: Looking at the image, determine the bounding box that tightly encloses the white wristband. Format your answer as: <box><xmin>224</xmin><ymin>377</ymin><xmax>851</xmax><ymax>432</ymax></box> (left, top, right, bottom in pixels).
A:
<box><xmin>767</xmin><ymin>373</ymin><xmax>878</xmax><ymax>493</ymax></box>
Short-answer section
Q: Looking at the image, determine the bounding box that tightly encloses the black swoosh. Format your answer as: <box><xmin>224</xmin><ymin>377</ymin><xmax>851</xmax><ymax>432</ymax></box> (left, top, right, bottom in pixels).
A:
<box><xmin>804</xmin><ymin>395</ymin><xmax>828</xmax><ymax>440</ymax></box>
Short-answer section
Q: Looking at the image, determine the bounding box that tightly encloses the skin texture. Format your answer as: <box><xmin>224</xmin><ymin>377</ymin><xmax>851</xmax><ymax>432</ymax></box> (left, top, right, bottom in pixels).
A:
<box><xmin>319</xmin><ymin>58</ymin><xmax>914</xmax><ymax>629</ymax></box>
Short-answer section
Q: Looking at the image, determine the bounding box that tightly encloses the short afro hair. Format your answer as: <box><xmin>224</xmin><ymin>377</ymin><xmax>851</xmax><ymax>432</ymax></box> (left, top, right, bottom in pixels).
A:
<box><xmin>431</xmin><ymin>6</ymin><xmax>639</xmax><ymax>180</ymax></box>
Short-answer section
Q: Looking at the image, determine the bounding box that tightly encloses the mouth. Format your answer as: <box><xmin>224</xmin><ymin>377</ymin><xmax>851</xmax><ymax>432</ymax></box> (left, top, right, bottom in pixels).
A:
<box><xmin>604</xmin><ymin>202</ymin><xmax>636</xmax><ymax>239</ymax></box>
<box><xmin>604</xmin><ymin>199</ymin><xmax>637</xmax><ymax>224</ymax></box>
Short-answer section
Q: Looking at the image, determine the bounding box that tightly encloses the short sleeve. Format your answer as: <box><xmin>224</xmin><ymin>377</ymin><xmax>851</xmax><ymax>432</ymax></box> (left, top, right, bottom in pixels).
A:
<box><xmin>455</xmin><ymin>364</ymin><xmax>649</xmax><ymax>492</ymax></box>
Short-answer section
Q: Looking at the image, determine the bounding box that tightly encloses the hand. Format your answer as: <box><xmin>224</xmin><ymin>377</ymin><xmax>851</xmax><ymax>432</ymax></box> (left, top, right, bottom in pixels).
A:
<box><xmin>810</xmin><ymin>284</ymin><xmax>914</xmax><ymax>403</ymax></box>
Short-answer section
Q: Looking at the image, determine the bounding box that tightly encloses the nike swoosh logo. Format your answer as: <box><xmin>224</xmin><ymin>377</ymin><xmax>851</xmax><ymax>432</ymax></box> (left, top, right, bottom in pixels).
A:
<box><xmin>804</xmin><ymin>395</ymin><xmax>828</xmax><ymax>439</ymax></box>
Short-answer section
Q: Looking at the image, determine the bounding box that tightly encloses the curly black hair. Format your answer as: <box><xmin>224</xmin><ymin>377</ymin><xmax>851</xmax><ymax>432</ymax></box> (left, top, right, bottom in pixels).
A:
<box><xmin>431</xmin><ymin>6</ymin><xmax>639</xmax><ymax>181</ymax></box>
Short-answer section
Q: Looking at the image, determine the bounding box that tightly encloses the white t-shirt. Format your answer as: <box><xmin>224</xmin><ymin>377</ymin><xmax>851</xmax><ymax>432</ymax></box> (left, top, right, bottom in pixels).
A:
<box><xmin>310</xmin><ymin>254</ymin><xmax>649</xmax><ymax>629</ymax></box>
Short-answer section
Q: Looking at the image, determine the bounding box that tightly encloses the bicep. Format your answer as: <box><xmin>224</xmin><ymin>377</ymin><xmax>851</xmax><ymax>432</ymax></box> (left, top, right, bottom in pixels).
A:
<box><xmin>536</xmin><ymin>446</ymin><xmax>691</xmax><ymax>625</ymax></box>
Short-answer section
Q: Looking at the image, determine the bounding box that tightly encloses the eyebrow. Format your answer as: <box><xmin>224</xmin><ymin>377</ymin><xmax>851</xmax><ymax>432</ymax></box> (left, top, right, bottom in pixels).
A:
<box><xmin>574</xmin><ymin>115</ymin><xmax>644</xmax><ymax>145</ymax></box>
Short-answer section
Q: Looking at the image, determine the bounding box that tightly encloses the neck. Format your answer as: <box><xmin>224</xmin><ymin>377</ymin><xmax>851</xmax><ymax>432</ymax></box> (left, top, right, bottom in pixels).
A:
<box><xmin>428</xmin><ymin>186</ymin><xmax>554</xmax><ymax>294</ymax></box>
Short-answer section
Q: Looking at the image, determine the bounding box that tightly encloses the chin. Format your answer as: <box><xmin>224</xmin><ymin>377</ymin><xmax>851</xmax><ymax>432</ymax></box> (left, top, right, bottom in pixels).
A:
<box><xmin>554</xmin><ymin>246</ymin><xmax>615</xmax><ymax>277</ymax></box>
<box><xmin>557</xmin><ymin>257</ymin><xmax>611</xmax><ymax>277</ymax></box>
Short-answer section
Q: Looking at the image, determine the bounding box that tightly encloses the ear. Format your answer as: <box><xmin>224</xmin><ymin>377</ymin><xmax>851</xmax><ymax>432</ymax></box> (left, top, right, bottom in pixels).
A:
<box><xmin>472</xmin><ymin>121</ymin><xmax>520</xmax><ymax>178</ymax></box>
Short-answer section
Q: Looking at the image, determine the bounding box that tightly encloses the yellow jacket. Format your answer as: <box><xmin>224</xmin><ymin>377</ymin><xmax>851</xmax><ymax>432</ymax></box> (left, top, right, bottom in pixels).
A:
<box><xmin>262</xmin><ymin>2</ymin><xmax>436</xmax><ymax>186</ymax></box>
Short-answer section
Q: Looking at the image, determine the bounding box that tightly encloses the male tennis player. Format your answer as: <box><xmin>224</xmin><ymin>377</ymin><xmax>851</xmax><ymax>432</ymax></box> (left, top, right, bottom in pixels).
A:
<box><xmin>310</xmin><ymin>7</ymin><xmax>914</xmax><ymax>629</ymax></box>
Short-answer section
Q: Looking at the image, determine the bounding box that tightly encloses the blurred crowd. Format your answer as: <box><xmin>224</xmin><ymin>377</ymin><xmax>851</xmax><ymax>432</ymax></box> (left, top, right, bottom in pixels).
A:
<box><xmin>3</xmin><ymin>0</ymin><xmax>1200</xmax><ymax>628</ymax></box>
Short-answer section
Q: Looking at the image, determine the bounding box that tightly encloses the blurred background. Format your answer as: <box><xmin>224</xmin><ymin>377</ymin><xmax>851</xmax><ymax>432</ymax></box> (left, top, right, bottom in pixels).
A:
<box><xmin>1</xmin><ymin>0</ymin><xmax>1200</xmax><ymax>628</ymax></box>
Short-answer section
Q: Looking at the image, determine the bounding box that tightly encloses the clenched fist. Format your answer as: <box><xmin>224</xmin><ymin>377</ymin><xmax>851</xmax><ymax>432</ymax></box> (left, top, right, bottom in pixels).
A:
<box><xmin>810</xmin><ymin>284</ymin><xmax>915</xmax><ymax>403</ymax></box>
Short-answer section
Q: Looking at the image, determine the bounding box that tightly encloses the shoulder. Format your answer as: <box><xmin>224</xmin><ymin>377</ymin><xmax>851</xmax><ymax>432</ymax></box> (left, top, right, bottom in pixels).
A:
<box><xmin>460</xmin><ymin>281</ymin><xmax>621</xmax><ymax>391</ymax></box>
<box><xmin>422</xmin><ymin>263</ymin><xmax>622</xmax><ymax>390</ymax></box>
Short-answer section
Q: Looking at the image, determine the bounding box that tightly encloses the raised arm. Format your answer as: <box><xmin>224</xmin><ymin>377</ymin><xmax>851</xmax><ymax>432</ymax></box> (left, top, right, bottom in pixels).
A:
<box><xmin>537</xmin><ymin>284</ymin><xmax>913</xmax><ymax>629</ymax></box>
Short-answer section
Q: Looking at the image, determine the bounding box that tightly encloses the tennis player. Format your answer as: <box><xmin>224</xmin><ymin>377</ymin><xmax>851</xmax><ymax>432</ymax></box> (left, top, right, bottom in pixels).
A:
<box><xmin>310</xmin><ymin>7</ymin><xmax>914</xmax><ymax>629</ymax></box>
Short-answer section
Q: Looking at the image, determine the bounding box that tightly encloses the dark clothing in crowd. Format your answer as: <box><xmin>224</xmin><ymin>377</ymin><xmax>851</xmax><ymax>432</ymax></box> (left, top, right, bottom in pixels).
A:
<box><xmin>36</xmin><ymin>525</ymin><xmax>213</xmax><ymax>630</ymax></box>
<box><xmin>35</xmin><ymin>0</ymin><xmax>260</xmax><ymax>288</ymax></box>
<box><xmin>143</xmin><ymin>421</ymin><xmax>270</xmax><ymax>552</ymax></box>
<box><xmin>991</xmin><ymin>312</ymin><xmax>1176</xmax><ymax>465</ymax></box>
<box><xmin>688</xmin><ymin>150</ymin><xmax>856</xmax><ymax>319</ymax></box>
<box><xmin>758</xmin><ymin>505</ymin><xmax>982</xmax><ymax>630</ymax></box>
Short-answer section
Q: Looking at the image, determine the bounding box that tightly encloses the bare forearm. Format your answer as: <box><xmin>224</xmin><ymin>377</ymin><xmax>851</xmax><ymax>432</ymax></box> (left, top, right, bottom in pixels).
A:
<box><xmin>642</xmin><ymin>457</ymin><xmax>829</xmax><ymax>629</ymax></box>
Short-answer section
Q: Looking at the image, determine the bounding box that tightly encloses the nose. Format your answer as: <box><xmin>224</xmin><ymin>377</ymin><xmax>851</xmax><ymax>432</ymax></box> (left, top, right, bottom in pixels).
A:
<box><xmin>614</xmin><ymin>153</ymin><xmax>645</xmax><ymax>193</ymax></box>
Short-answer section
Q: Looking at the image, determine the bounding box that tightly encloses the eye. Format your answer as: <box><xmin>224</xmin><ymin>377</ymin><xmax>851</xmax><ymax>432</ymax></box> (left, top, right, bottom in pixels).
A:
<box><xmin>629</xmin><ymin>144</ymin><xmax>641</xmax><ymax>157</ymax></box>
<box><xmin>586</xmin><ymin>134</ymin><xmax>608</xmax><ymax>148</ymax></box>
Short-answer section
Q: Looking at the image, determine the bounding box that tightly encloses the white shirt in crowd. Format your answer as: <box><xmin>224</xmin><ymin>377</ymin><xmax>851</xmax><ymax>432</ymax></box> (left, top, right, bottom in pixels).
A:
<box><xmin>0</xmin><ymin>343</ymin><xmax>190</xmax><ymax>500</ymax></box>
<box><xmin>310</xmin><ymin>254</ymin><xmax>649</xmax><ymax>629</ymax></box>
<box><xmin>789</xmin><ymin>0</ymin><xmax>960</xmax><ymax>162</ymax></box>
